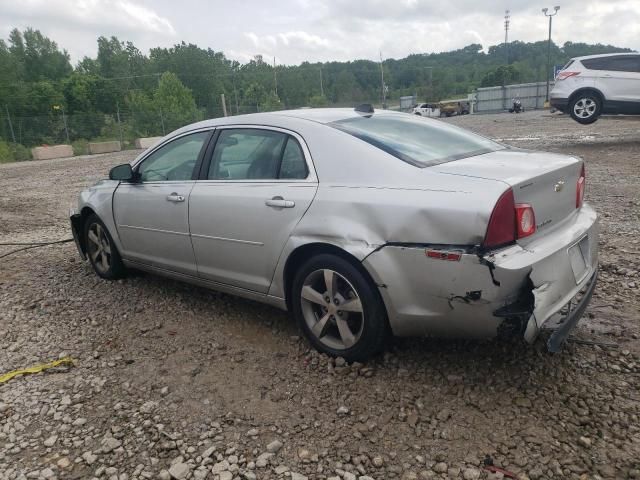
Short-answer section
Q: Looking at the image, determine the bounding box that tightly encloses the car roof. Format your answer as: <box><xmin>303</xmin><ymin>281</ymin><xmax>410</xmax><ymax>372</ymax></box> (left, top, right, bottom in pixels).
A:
<box><xmin>173</xmin><ymin>108</ymin><xmax>407</xmax><ymax>133</ymax></box>
<box><xmin>572</xmin><ymin>52</ymin><xmax>638</xmax><ymax>61</ymax></box>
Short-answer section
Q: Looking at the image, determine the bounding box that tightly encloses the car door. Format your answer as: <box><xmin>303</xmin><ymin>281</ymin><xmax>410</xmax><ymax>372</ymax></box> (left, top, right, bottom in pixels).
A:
<box><xmin>189</xmin><ymin>126</ymin><xmax>318</xmax><ymax>293</ymax></box>
<box><xmin>113</xmin><ymin>129</ymin><xmax>212</xmax><ymax>275</ymax></box>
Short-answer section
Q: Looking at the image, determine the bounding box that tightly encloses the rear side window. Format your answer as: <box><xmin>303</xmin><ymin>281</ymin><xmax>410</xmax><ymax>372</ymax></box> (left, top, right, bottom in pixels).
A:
<box><xmin>582</xmin><ymin>55</ymin><xmax>640</xmax><ymax>72</ymax></box>
<box><xmin>330</xmin><ymin>114</ymin><xmax>504</xmax><ymax>167</ymax></box>
<box><xmin>208</xmin><ymin>129</ymin><xmax>308</xmax><ymax>180</ymax></box>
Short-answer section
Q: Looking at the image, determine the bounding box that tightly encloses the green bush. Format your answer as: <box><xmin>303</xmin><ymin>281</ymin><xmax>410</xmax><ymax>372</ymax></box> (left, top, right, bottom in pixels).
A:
<box><xmin>10</xmin><ymin>143</ymin><xmax>31</xmax><ymax>161</ymax></box>
<box><xmin>0</xmin><ymin>141</ymin><xmax>31</xmax><ymax>163</ymax></box>
<box><xmin>0</xmin><ymin>140</ymin><xmax>13</xmax><ymax>163</ymax></box>
<box><xmin>72</xmin><ymin>139</ymin><xmax>89</xmax><ymax>156</ymax></box>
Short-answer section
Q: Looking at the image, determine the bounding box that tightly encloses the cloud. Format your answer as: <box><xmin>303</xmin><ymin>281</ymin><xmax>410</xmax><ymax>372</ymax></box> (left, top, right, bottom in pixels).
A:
<box><xmin>0</xmin><ymin>0</ymin><xmax>638</xmax><ymax>65</ymax></box>
<box><xmin>0</xmin><ymin>0</ymin><xmax>176</xmax><ymax>60</ymax></box>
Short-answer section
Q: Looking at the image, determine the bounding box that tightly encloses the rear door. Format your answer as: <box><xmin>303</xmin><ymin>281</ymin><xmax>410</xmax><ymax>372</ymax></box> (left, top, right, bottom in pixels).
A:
<box><xmin>189</xmin><ymin>126</ymin><xmax>318</xmax><ymax>293</ymax></box>
<box><xmin>113</xmin><ymin>129</ymin><xmax>212</xmax><ymax>274</ymax></box>
<box><xmin>587</xmin><ymin>55</ymin><xmax>640</xmax><ymax>107</ymax></box>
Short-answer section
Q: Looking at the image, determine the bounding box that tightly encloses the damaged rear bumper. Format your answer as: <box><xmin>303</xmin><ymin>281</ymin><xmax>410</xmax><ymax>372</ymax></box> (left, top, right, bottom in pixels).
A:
<box><xmin>361</xmin><ymin>204</ymin><xmax>598</xmax><ymax>351</ymax></box>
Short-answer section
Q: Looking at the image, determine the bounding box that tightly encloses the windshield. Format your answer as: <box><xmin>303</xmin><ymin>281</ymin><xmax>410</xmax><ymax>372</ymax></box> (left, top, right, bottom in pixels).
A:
<box><xmin>330</xmin><ymin>114</ymin><xmax>504</xmax><ymax>167</ymax></box>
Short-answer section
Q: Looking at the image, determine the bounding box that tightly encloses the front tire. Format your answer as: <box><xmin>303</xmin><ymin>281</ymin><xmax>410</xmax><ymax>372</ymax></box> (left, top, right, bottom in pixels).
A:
<box><xmin>569</xmin><ymin>92</ymin><xmax>601</xmax><ymax>124</ymax></box>
<box><xmin>291</xmin><ymin>254</ymin><xmax>387</xmax><ymax>362</ymax></box>
<box><xmin>84</xmin><ymin>214</ymin><xmax>126</xmax><ymax>280</ymax></box>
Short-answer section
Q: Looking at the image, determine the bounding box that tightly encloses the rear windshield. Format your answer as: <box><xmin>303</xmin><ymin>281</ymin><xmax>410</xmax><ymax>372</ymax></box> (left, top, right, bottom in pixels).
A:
<box><xmin>330</xmin><ymin>114</ymin><xmax>504</xmax><ymax>167</ymax></box>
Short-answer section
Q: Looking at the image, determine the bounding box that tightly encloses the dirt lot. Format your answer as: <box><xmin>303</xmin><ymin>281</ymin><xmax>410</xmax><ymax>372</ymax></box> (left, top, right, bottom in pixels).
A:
<box><xmin>1</xmin><ymin>110</ymin><xmax>639</xmax><ymax>480</ymax></box>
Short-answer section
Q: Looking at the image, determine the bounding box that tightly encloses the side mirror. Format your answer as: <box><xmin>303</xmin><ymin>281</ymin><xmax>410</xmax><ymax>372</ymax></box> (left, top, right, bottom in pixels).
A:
<box><xmin>109</xmin><ymin>164</ymin><xmax>135</xmax><ymax>182</ymax></box>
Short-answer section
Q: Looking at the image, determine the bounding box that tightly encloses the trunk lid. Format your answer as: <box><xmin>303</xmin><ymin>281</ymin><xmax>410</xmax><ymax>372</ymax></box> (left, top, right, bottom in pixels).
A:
<box><xmin>434</xmin><ymin>149</ymin><xmax>583</xmax><ymax>239</ymax></box>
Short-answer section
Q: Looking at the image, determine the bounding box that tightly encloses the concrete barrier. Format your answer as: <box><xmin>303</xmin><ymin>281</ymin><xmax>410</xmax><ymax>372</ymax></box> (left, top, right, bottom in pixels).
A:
<box><xmin>134</xmin><ymin>137</ymin><xmax>163</xmax><ymax>149</ymax></box>
<box><xmin>31</xmin><ymin>145</ymin><xmax>74</xmax><ymax>160</ymax></box>
<box><xmin>88</xmin><ymin>141</ymin><xmax>121</xmax><ymax>154</ymax></box>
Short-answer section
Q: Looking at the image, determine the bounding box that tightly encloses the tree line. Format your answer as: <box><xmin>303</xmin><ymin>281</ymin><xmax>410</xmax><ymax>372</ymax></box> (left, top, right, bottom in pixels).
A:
<box><xmin>0</xmin><ymin>27</ymin><xmax>631</xmax><ymax>159</ymax></box>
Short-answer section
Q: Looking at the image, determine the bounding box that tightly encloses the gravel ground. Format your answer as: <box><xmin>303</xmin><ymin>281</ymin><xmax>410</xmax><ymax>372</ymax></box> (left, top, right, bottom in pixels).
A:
<box><xmin>1</xmin><ymin>110</ymin><xmax>639</xmax><ymax>480</ymax></box>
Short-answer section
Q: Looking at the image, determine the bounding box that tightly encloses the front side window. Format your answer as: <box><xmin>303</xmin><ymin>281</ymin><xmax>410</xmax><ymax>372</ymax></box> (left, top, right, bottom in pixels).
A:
<box><xmin>330</xmin><ymin>114</ymin><xmax>504</xmax><ymax>167</ymax></box>
<box><xmin>208</xmin><ymin>129</ymin><xmax>308</xmax><ymax>180</ymax></box>
<box><xmin>138</xmin><ymin>131</ymin><xmax>209</xmax><ymax>182</ymax></box>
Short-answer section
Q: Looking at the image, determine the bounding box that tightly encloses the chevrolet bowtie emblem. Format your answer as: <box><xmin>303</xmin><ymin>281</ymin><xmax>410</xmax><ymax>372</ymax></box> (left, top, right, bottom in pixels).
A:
<box><xmin>554</xmin><ymin>180</ymin><xmax>565</xmax><ymax>192</ymax></box>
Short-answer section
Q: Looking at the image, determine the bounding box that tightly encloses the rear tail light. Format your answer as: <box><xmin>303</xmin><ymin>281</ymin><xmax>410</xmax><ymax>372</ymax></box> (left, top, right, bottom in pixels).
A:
<box><xmin>516</xmin><ymin>204</ymin><xmax>536</xmax><ymax>238</ymax></box>
<box><xmin>556</xmin><ymin>71</ymin><xmax>580</xmax><ymax>80</ymax></box>
<box><xmin>483</xmin><ymin>189</ymin><xmax>537</xmax><ymax>249</ymax></box>
<box><xmin>483</xmin><ymin>189</ymin><xmax>516</xmax><ymax>249</ymax></box>
<box><xmin>576</xmin><ymin>163</ymin><xmax>586</xmax><ymax>208</ymax></box>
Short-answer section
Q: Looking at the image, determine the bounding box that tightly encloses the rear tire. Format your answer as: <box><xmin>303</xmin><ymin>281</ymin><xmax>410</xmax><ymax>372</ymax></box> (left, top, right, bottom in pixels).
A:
<box><xmin>84</xmin><ymin>214</ymin><xmax>126</xmax><ymax>280</ymax></box>
<box><xmin>569</xmin><ymin>92</ymin><xmax>602</xmax><ymax>124</ymax></box>
<box><xmin>291</xmin><ymin>254</ymin><xmax>387</xmax><ymax>362</ymax></box>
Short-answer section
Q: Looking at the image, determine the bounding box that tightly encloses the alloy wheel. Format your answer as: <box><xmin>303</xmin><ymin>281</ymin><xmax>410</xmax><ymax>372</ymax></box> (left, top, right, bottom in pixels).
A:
<box><xmin>573</xmin><ymin>98</ymin><xmax>597</xmax><ymax>119</ymax></box>
<box><xmin>87</xmin><ymin>222</ymin><xmax>112</xmax><ymax>274</ymax></box>
<box><xmin>300</xmin><ymin>269</ymin><xmax>364</xmax><ymax>351</ymax></box>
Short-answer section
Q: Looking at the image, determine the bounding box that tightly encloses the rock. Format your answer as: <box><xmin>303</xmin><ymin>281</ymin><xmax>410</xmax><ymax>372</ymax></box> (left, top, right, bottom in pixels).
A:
<box><xmin>337</xmin><ymin>406</ymin><xmax>350</xmax><ymax>415</ymax></box>
<box><xmin>40</xmin><ymin>468</ymin><xmax>55</xmax><ymax>479</ymax></box>
<box><xmin>43</xmin><ymin>435</ymin><xmax>58</xmax><ymax>447</ymax></box>
<box><xmin>578</xmin><ymin>436</ymin><xmax>592</xmax><ymax>448</ymax></box>
<box><xmin>102</xmin><ymin>436</ymin><xmax>122</xmax><ymax>453</ymax></box>
<box><xmin>159</xmin><ymin>471</ymin><xmax>171</xmax><ymax>480</ymax></box>
<box><xmin>82</xmin><ymin>451</ymin><xmax>98</xmax><ymax>465</ymax></box>
<box><xmin>372</xmin><ymin>456</ymin><xmax>384</xmax><ymax>468</ymax></box>
<box><xmin>514</xmin><ymin>397</ymin><xmax>532</xmax><ymax>408</ymax></box>
<box><xmin>57</xmin><ymin>457</ymin><xmax>71</xmax><ymax>469</ymax></box>
<box><xmin>246</xmin><ymin>428</ymin><xmax>259</xmax><ymax>437</ymax></box>
<box><xmin>218</xmin><ymin>472</ymin><xmax>233</xmax><ymax>480</ymax></box>
<box><xmin>298</xmin><ymin>448</ymin><xmax>312</xmax><ymax>460</ymax></box>
<box><xmin>202</xmin><ymin>446</ymin><xmax>216</xmax><ymax>458</ymax></box>
<box><xmin>139</xmin><ymin>401</ymin><xmax>158</xmax><ymax>414</ymax></box>
<box><xmin>463</xmin><ymin>468</ymin><xmax>481</xmax><ymax>480</ymax></box>
<box><xmin>266</xmin><ymin>439</ymin><xmax>283</xmax><ymax>453</ymax></box>
<box><xmin>433</xmin><ymin>462</ymin><xmax>448</xmax><ymax>473</ymax></box>
<box><xmin>256</xmin><ymin>452</ymin><xmax>274</xmax><ymax>468</ymax></box>
<box><xmin>168</xmin><ymin>462</ymin><xmax>190</xmax><ymax>479</ymax></box>
<box><xmin>211</xmin><ymin>460</ymin><xmax>230</xmax><ymax>473</ymax></box>
<box><xmin>291</xmin><ymin>473</ymin><xmax>308</xmax><ymax>480</ymax></box>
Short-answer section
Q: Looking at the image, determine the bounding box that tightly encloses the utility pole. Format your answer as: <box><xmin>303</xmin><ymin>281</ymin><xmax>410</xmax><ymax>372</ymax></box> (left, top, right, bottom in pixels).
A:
<box><xmin>221</xmin><ymin>93</ymin><xmax>228</xmax><ymax>117</ymax></box>
<box><xmin>4</xmin><ymin>105</ymin><xmax>16</xmax><ymax>143</ymax></box>
<box><xmin>116</xmin><ymin>101</ymin><xmax>123</xmax><ymax>146</ymax></box>
<box><xmin>159</xmin><ymin>107</ymin><xmax>165</xmax><ymax>135</ymax></box>
<box><xmin>379</xmin><ymin>51</ymin><xmax>386</xmax><ymax>108</ymax></box>
<box><xmin>54</xmin><ymin>105</ymin><xmax>70</xmax><ymax>144</ymax></box>
<box><xmin>504</xmin><ymin>10</ymin><xmax>510</xmax><ymax>65</ymax></box>
<box><xmin>319</xmin><ymin>66</ymin><xmax>324</xmax><ymax>97</ymax></box>
<box><xmin>232</xmin><ymin>66</ymin><xmax>239</xmax><ymax>114</ymax></box>
<box><xmin>542</xmin><ymin>6</ymin><xmax>560</xmax><ymax>102</ymax></box>
<box><xmin>273</xmin><ymin>56</ymin><xmax>278</xmax><ymax>97</ymax></box>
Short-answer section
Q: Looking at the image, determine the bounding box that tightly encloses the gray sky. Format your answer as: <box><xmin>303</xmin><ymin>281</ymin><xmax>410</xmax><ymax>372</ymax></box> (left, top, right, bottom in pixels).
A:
<box><xmin>1</xmin><ymin>0</ymin><xmax>638</xmax><ymax>65</ymax></box>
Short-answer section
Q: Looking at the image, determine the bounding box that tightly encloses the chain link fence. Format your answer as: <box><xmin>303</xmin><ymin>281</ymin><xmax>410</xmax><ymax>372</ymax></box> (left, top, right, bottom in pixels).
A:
<box><xmin>0</xmin><ymin>97</ymin><xmax>388</xmax><ymax>162</ymax></box>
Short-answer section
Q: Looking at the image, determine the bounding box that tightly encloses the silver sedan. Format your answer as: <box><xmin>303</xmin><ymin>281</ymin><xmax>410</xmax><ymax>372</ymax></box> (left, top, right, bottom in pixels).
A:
<box><xmin>70</xmin><ymin>107</ymin><xmax>598</xmax><ymax>360</ymax></box>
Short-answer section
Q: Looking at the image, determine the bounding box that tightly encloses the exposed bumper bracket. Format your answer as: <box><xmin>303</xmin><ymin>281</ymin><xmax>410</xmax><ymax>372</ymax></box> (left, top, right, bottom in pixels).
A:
<box><xmin>546</xmin><ymin>269</ymin><xmax>598</xmax><ymax>353</ymax></box>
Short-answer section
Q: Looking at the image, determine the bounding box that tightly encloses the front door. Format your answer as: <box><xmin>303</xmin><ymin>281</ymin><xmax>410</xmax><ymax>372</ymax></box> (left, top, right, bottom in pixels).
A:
<box><xmin>113</xmin><ymin>130</ymin><xmax>211</xmax><ymax>275</ymax></box>
<box><xmin>189</xmin><ymin>127</ymin><xmax>317</xmax><ymax>293</ymax></box>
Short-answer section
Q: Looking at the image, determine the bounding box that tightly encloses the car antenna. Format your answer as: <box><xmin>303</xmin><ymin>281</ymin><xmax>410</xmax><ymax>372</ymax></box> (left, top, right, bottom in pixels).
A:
<box><xmin>354</xmin><ymin>103</ymin><xmax>374</xmax><ymax>114</ymax></box>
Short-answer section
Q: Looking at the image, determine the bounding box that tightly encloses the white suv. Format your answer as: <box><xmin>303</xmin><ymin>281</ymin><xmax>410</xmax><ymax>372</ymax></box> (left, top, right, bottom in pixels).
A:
<box><xmin>551</xmin><ymin>52</ymin><xmax>640</xmax><ymax>124</ymax></box>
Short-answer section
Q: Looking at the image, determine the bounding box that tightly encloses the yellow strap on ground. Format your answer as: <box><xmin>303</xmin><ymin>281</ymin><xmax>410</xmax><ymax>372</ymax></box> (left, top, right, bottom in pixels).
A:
<box><xmin>0</xmin><ymin>357</ymin><xmax>74</xmax><ymax>384</ymax></box>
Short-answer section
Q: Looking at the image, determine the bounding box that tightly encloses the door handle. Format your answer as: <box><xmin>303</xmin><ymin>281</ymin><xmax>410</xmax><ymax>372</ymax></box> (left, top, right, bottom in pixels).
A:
<box><xmin>265</xmin><ymin>196</ymin><xmax>295</xmax><ymax>208</ymax></box>
<box><xmin>166</xmin><ymin>193</ymin><xmax>185</xmax><ymax>203</ymax></box>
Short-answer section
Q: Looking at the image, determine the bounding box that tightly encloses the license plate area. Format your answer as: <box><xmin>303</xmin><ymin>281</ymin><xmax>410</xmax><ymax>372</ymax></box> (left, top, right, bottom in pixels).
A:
<box><xmin>568</xmin><ymin>235</ymin><xmax>590</xmax><ymax>284</ymax></box>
